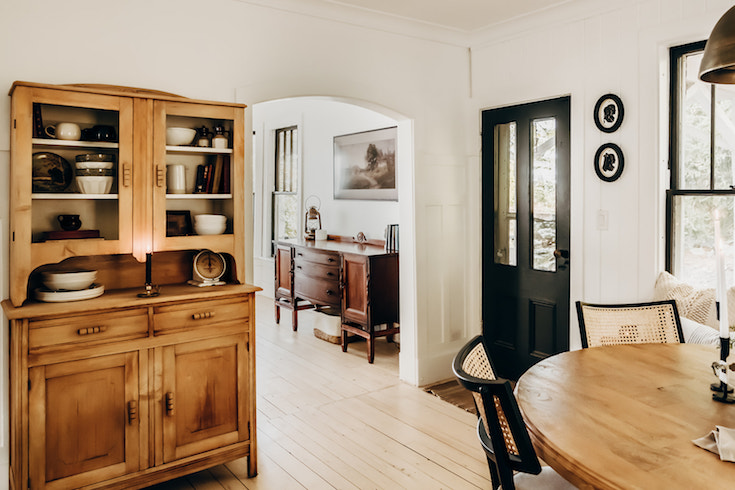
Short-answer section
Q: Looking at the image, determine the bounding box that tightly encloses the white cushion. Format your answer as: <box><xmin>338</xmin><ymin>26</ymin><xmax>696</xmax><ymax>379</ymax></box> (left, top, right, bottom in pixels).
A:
<box><xmin>680</xmin><ymin>316</ymin><xmax>720</xmax><ymax>345</ymax></box>
<box><xmin>514</xmin><ymin>466</ymin><xmax>577</xmax><ymax>489</ymax></box>
<box><xmin>654</xmin><ymin>271</ymin><xmax>718</xmax><ymax>328</ymax></box>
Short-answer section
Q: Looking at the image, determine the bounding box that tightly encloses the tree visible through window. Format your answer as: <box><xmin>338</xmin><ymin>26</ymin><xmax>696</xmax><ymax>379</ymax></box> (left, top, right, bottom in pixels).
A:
<box><xmin>668</xmin><ymin>41</ymin><xmax>735</xmax><ymax>288</ymax></box>
<box><xmin>272</xmin><ymin>126</ymin><xmax>299</xmax><ymax>253</ymax></box>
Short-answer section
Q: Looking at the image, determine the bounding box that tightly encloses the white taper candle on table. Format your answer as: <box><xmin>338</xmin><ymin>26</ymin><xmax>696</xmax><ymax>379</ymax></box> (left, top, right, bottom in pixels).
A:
<box><xmin>715</xmin><ymin>209</ymin><xmax>729</xmax><ymax>339</ymax></box>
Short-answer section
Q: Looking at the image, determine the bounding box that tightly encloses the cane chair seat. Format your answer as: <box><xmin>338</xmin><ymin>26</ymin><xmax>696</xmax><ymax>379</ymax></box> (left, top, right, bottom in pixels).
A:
<box><xmin>576</xmin><ymin>300</ymin><xmax>684</xmax><ymax>348</ymax></box>
<box><xmin>452</xmin><ymin>335</ymin><xmax>575</xmax><ymax>490</ymax></box>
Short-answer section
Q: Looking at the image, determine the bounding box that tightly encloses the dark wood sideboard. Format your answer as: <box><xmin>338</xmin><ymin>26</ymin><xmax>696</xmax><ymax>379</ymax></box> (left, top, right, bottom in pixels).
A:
<box><xmin>274</xmin><ymin>238</ymin><xmax>399</xmax><ymax>363</ymax></box>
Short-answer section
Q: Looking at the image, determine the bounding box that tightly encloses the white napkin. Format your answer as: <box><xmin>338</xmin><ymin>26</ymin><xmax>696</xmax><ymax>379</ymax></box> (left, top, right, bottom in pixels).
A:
<box><xmin>693</xmin><ymin>426</ymin><xmax>735</xmax><ymax>461</ymax></box>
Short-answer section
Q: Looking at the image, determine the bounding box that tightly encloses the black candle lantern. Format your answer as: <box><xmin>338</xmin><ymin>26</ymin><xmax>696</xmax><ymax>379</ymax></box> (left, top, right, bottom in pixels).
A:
<box><xmin>304</xmin><ymin>195</ymin><xmax>322</xmax><ymax>240</ymax></box>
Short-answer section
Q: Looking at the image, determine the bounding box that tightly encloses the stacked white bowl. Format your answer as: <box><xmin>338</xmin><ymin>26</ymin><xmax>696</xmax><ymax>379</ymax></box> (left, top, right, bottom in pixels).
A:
<box><xmin>75</xmin><ymin>154</ymin><xmax>114</xmax><ymax>194</ymax></box>
<box><xmin>194</xmin><ymin>214</ymin><xmax>227</xmax><ymax>235</ymax></box>
<box><xmin>42</xmin><ymin>270</ymin><xmax>97</xmax><ymax>291</ymax></box>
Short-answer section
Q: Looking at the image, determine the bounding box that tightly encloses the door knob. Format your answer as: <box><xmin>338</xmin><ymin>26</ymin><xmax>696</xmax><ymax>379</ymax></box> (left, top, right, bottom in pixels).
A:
<box><xmin>554</xmin><ymin>249</ymin><xmax>569</xmax><ymax>270</ymax></box>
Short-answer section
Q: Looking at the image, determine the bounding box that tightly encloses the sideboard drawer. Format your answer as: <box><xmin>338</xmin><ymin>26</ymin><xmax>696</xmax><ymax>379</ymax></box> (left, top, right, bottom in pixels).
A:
<box><xmin>154</xmin><ymin>297</ymin><xmax>250</xmax><ymax>333</ymax></box>
<box><xmin>294</xmin><ymin>276</ymin><xmax>340</xmax><ymax>307</ymax></box>
<box><xmin>293</xmin><ymin>259</ymin><xmax>339</xmax><ymax>281</ymax></box>
<box><xmin>294</xmin><ymin>248</ymin><xmax>339</xmax><ymax>267</ymax></box>
<box><xmin>29</xmin><ymin>309</ymin><xmax>149</xmax><ymax>352</ymax></box>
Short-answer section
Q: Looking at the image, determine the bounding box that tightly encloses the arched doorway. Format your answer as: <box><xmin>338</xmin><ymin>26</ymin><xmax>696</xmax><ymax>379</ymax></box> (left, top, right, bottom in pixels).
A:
<box><xmin>244</xmin><ymin>95</ymin><xmax>417</xmax><ymax>383</ymax></box>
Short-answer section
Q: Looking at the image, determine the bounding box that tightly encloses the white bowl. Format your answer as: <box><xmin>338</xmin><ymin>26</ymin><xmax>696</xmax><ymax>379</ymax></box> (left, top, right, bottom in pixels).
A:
<box><xmin>75</xmin><ymin>160</ymin><xmax>114</xmax><ymax>170</ymax></box>
<box><xmin>76</xmin><ymin>176</ymin><xmax>113</xmax><ymax>194</ymax></box>
<box><xmin>195</xmin><ymin>221</ymin><xmax>227</xmax><ymax>235</ymax></box>
<box><xmin>42</xmin><ymin>270</ymin><xmax>97</xmax><ymax>291</ymax></box>
<box><xmin>195</xmin><ymin>214</ymin><xmax>227</xmax><ymax>223</ymax></box>
<box><xmin>166</xmin><ymin>127</ymin><xmax>196</xmax><ymax>146</ymax></box>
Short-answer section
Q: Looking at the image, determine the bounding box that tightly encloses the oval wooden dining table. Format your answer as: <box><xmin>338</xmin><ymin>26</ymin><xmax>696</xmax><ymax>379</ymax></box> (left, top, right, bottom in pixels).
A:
<box><xmin>516</xmin><ymin>343</ymin><xmax>735</xmax><ymax>489</ymax></box>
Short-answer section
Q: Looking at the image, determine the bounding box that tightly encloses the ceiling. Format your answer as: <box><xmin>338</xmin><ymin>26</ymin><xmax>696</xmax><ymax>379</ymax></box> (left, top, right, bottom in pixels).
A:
<box><xmin>323</xmin><ymin>0</ymin><xmax>575</xmax><ymax>32</ymax></box>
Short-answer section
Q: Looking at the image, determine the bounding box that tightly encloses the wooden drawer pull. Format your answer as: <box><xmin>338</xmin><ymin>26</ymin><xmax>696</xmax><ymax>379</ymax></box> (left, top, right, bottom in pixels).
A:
<box><xmin>166</xmin><ymin>392</ymin><xmax>175</xmax><ymax>415</ymax></box>
<box><xmin>128</xmin><ymin>400</ymin><xmax>138</xmax><ymax>424</ymax></box>
<box><xmin>327</xmin><ymin>257</ymin><xmax>335</xmax><ymax>262</ymax></box>
<box><xmin>77</xmin><ymin>326</ymin><xmax>107</xmax><ymax>336</ymax></box>
<box><xmin>192</xmin><ymin>311</ymin><xmax>215</xmax><ymax>320</ymax></box>
<box><xmin>326</xmin><ymin>290</ymin><xmax>335</xmax><ymax>296</ymax></box>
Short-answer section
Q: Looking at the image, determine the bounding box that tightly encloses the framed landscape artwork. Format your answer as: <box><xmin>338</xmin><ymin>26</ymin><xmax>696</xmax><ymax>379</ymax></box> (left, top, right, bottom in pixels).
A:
<box><xmin>333</xmin><ymin>126</ymin><xmax>397</xmax><ymax>200</ymax></box>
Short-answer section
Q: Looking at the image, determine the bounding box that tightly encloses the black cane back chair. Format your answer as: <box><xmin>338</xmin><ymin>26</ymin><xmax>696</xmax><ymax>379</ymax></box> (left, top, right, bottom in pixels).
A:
<box><xmin>452</xmin><ymin>335</ymin><xmax>574</xmax><ymax>490</ymax></box>
<box><xmin>576</xmin><ymin>299</ymin><xmax>684</xmax><ymax>348</ymax></box>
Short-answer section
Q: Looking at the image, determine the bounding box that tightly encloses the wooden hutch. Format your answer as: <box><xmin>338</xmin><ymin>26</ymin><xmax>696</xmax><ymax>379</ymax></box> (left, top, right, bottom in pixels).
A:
<box><xmin>2</xmin><ymin>81</ymin><xmax>258</xmax><ymax>489</ymax></box>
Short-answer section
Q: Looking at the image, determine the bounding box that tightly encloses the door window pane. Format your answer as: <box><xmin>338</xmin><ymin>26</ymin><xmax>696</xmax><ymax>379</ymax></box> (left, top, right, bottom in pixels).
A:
<box><xmin>494</xmin><ymin>122</ymin><xmax>517</xmax><ymax>266</ymax></box>
<box><xmin>532</xmin><ymin>118</ymin><xmax>556</xmax><ymax>272</ymax></box>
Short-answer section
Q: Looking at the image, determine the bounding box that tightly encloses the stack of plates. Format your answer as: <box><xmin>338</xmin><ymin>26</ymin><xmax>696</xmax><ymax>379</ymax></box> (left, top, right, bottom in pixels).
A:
<box><xmin>35</xmin><ymin>270</ymin><xmax>104</xmax><ymax>302</ymax></box>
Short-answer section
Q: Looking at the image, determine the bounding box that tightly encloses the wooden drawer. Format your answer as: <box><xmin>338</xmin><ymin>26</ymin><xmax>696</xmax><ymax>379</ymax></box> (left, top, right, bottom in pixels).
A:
<box><xmin>294</xmin><ymin>248</ymin><xmax>339</xmax><ymax>267</ymax></box>
<box><xmin>154</xmin><ymin>297</ymin><xmax>250</xmax><ymax>333</ymax></box>
<box><xmin>294</xmin><ymin>276</ymin><xmax>340</xmax><ymax>307</ymax></box>
<box><xmin>294</xmin><ymin>258</ymin><xmax>339</xmax><ymax>281</ymax></box>
<box><xmin>29</xmin><ymin>309</ymin><xmax>149</xmax><ymax>352</ymax></box>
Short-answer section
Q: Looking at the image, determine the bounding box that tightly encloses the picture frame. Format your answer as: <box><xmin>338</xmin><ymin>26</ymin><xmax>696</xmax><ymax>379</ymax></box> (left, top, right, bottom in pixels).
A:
<box><xmin>593</xmin><ymin>94</ymin><xmax>624</xmax><ymax>133</ymax></box>
<box><xmin>166</xmin><ymin>210</ymin><xmax>192</xmax><ymax>237</ymax></box>
<box><xmin>334</xmin><ymin>126</ymin><xmax>397</xmax><ymax>200</ymax></box>
<box><xmin>594</xmin><ymin>143</ymin><xmax>624</xmax><ymax>182</ymax></box>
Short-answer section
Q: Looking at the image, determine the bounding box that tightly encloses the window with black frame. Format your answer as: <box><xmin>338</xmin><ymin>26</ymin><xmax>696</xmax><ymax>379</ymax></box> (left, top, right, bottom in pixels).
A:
<box><xmin>668</xmin><ymin>41</ymin><xmax>735</xmax><ymax>288</ymax></box>
<box><xmin>272</xmin><ymin>126</ymin><xmax>299</xmax><ymax>255</ymax></box>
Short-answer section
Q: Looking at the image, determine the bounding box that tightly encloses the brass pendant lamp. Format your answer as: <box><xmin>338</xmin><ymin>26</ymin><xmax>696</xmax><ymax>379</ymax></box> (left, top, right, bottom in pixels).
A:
<box><xmin>700</xmin><ymin>5</ymin><xmax>735</xmax><ymax>83</ymax></box>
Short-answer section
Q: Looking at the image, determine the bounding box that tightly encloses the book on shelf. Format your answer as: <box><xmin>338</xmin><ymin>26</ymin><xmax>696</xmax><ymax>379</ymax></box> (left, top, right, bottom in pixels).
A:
<box><xmin>210</xmin><ymin>155</ymin><xmax>224</xmax><ymax>194</ymax></box>
<box><xmin>222</xmin><ymin>156</ymin><xmax>231</xmax><ymax>194</ymax></box>
<box><xmin>192</xmin><ymin>156</ymin><xmax>230</xmax><ymax>195</ymax></box>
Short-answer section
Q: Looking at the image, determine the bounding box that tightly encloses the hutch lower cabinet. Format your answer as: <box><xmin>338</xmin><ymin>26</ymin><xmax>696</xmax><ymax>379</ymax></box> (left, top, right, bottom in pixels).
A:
<box><xmin>5</xmin><ymin>285</ymin><xmax>258</xmax><ymax>490</ymax></box>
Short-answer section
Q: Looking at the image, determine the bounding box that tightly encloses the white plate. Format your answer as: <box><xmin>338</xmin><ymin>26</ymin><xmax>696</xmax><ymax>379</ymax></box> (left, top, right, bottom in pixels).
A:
<box><xmin>35</xmin><ymin>284</ymin><xmax>104</xmax><ymax>302</ymax></box>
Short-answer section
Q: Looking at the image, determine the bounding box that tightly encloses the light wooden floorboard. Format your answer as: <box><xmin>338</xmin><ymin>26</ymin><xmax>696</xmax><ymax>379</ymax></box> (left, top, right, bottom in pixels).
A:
<box><xmin>145</xmin><ymin>293</ymin><xmax>489</xmax><ymax>489</ymax></box>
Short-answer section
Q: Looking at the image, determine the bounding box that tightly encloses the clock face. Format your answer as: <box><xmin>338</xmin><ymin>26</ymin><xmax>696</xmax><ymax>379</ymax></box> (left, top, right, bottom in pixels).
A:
<box><xmin>194</xmin><ymin>250</ymin><xmax>226</xmax><ymax>281</ymax></box>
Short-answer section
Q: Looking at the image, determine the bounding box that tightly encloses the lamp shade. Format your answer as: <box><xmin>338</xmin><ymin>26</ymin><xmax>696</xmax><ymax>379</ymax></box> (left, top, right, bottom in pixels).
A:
<box><xmin>700</xmin><ymin>6</ymin><xmax>735</xmax><ymax>83</ymax></box>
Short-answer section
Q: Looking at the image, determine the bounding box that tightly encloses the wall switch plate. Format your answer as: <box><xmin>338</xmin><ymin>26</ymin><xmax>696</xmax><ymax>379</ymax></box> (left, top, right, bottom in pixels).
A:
<box><xmin>597</xmin><ymin>210</ymin><xmax>609</xmax><ymax>231</ymax></box>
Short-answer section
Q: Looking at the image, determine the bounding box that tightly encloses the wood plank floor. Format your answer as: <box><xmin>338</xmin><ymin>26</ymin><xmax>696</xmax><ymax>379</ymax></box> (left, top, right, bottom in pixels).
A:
<box><xmin>145</xmin><ymin>293</ymin><xmax>490</xmax><ymax>489</ymax></box>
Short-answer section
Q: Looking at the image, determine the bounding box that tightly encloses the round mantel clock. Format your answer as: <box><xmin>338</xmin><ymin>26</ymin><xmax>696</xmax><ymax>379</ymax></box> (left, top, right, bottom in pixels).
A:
<box><xmin>188</xmin><ymin>249</ymin><xmax>227</xmax><ymax>287</ymax></box>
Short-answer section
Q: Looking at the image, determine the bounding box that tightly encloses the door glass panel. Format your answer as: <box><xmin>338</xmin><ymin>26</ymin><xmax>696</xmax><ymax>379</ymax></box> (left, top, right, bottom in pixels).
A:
<box><xmin>532</xmin><ymin>117</ymin><xmax>556</xmax><ymax>272</ymax></box>
<box><xmin>494</xmin><ymin>122</ymin><xmax>517</xmax><ymax>266</ymax></box>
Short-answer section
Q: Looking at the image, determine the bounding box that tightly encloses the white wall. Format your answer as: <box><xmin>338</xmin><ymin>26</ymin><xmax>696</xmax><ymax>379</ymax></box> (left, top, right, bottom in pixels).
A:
<box><xmin>470</xmin><ymin>0</ymin><xmax>734</xmax><ymax>349</ymax></box>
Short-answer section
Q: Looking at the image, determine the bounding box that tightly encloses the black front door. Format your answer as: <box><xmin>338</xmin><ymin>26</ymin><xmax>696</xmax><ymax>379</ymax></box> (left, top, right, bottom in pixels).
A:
<box><xmin>481</xmin><ymin>96</ymin><xmax>571</xmax><ymax>379</ymax></box>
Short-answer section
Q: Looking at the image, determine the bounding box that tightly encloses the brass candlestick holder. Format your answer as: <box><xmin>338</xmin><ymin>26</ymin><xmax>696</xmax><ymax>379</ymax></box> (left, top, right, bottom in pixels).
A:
<box><xmin>712</xmin><ymin>337</ymin><xmax>735</xmax><ymax>403</ymax></box>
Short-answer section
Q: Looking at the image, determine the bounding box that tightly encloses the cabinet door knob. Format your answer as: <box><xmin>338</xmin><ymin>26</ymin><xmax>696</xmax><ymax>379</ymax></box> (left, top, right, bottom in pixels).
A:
<box><xmin>122</xmin><ymin>163</ymin><xmax>132</xmax><ymax>187</ymax></box>
<box><xmin>165</xmin><ymin>392</ymin><xmax>175</xmax><ymax>415</ymax></box>
<box><xmin>156</xmin><ymin>165</ymin><xmax>165</xmax><ymax>187</ymax></box>
<box><xmin>128</xmin><ymin>400</ymin><xmax>138</xmax><ymax>424</ymax></box>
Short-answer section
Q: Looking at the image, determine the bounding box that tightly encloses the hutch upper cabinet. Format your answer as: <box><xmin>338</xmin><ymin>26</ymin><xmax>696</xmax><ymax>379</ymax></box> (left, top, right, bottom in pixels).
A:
<box><xmin>9</xmin><ymin>82</ymin><xmax>245</xmax><ymax>306</ymax></box>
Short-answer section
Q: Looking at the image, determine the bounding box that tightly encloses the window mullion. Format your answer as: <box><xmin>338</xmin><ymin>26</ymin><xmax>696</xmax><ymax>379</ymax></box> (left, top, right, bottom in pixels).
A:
<box><xmin>711</xmin><ymin>84</ymin><xmax>716</xmax><ymax>190</ymax></box>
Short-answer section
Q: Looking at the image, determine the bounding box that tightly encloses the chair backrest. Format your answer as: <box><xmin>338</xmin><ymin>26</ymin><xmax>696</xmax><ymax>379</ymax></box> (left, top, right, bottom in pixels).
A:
<box><xmin>576</xmin><ymin>299</ymin><xmax>685</xmax><ymax>348</ymax></box>
<box><xmin>452</xmin><ymin>336</ymin><xmax>541</xmax><ymax>488</ymax></box>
